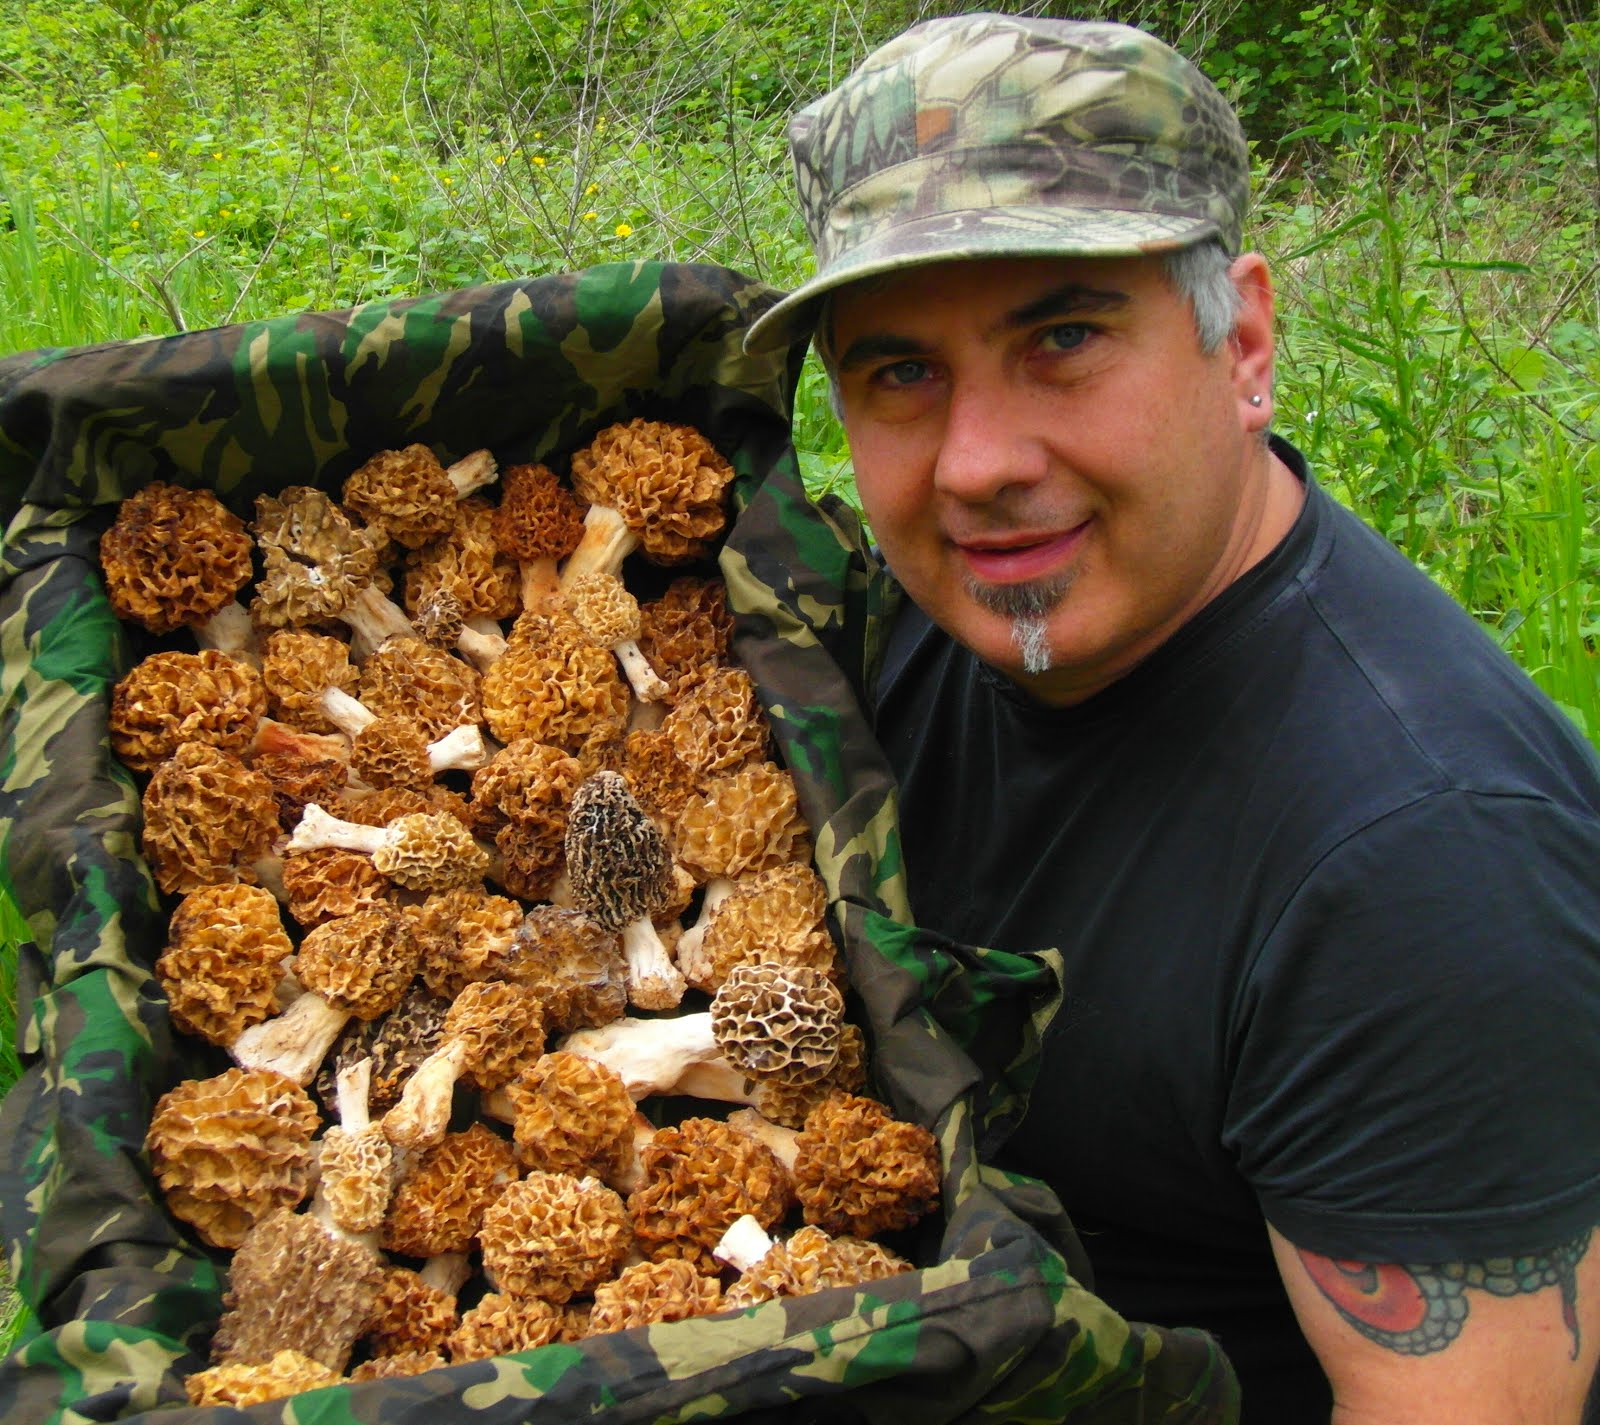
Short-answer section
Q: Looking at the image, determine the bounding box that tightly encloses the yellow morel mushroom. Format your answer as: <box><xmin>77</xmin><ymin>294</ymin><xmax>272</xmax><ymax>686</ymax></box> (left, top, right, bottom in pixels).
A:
<box><xmin>110</xmin><ymin>649</ymin><xmax>267</xmax><ymax>774</ymax></box>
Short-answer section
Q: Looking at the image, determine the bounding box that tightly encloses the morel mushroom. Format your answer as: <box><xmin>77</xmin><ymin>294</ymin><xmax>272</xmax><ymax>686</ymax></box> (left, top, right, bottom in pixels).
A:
<box><xmin>589</xmin><ymin>1257</ymin><xmax>725</xmax><ymax>1333</ymax></box>
<box><xmin>674</xmin><ymin>760</ymin><xmax>812</xmax><ymax>886</ymax></box>
<box><xmin>491</xmin><ymin>460</ymin><xmax>586</xmax><ymax>612</ymax></box>
<box><xmin>564</xmin><ymin>571</ymin><xmax>670</xmax><ymax>703</ymax></box>
<box><xmin>110</xmin><ymin>649</ymin><xmax>267</xmax><ymax>774</ymax></box>
<box><xmin>186</xmin><ymin>1350</ymin><xmax>340</xmax><ymax>1407</ymax></box>
<box><xmin>564</xmin><ymin>771</ymin><xmax>685</xmax><ymax>1010</ymax></box>
<box><xmin>381</xmin><ymin>980</ymin><xmax>545</xmax><ymax>1151</ymax></box>
<box><xmin>154</xmin><ymin>883</ymin><xmax>294</xmax><ymax>1049</ymax></box>
<box><xmin>494</xmin><ymin>1051</ymin><xmax>638</xmax><ymax>1185</ymax></box>
<box><xmin>361</xmin><ymin>1265</ymin><xmax>460</xmax><ymax>1361</ymax></box>
<box><xmin>259</xmin><ymin>629</ymin><xmax>364</xmax><ymax>736</ymax></box>
<box><xmin>678</xmin><ymin>861</ymin><xmax>837</xmax><ymax>993</ymax></box>
<box><xmin>626</xmin><ymin>1116</ymin><xmax>792</xmax><ymax>1272</ymax></box>
<box><xmin>358</xmin><ymin>635</ymin><xmax>482</xmax><ymax>742</ymax></box>
<box><xmin>232</xmin><ymin>905</ymin><xmax>421</xmax><ymax>1085</ymax></box>
<box><xmin>480</xmin><ymin>616</ymin><xmax>629</xmax><ymax>757</ymax></box>
<box><xmin>343</xmin><ymin>444</ymin><xmax>498</xmax><ymax>550</ymax></box>
<box><xmin>381</xmin><ymin>1120</ymin><xmax>520</xmax><ymax>1260</ymax></box>
<box><xmin>478</xmin><ymin>1171</ymin><xmax>634</xmax><ymax>1304</ymax></box>
<box><xmin>318</xmin><ymin>982</ymin><xmax>450</xmax><ymax>1117</ymax></box>
<box><xmin>410</xmin><ymin>886</ymin><xmax>524</xmax><ymax>999</ymax></box>
<box><xmin>447</xmin><ymin>1293</ymin><xmax>565</xmax><ymax>1363</ymax></box>
<box><xmin>793</xmin><ymin>1093</ymin><xmax>942</xmax><ymax>1239</ymax></box>
<box><xmin>99</xmin><ymin>482</ymin><xmax>256</xmax><ymax>652</ymax></box>
<box><xmin>145</xmin><ymin>1067</ymin><xmax>320</xmax><ymax>1249</ymax></box>
<box><xmin>561</xmin><ymin>418</ymin><xmax>735</xmax><ymax>586</ymax></box>
<box><xmin>280</xmin><ymin>847</ymin><xmax>392</xmax><ymax>928</ymax></box>
<box><xmin>350</xmin><ymin>715</ymin><xmax>486</xmax><ymax>790</ymax></box>
<box><xmin>506</xmin><ymin>904</ymin><xmax>628</xmax><ymax>1035</ymax></box>
<box><xmin>209</xmin><ymin>1208</ymin><xmax>384</xmax><ymax>1373</ymax></box>
<box><xmin>310</xmin><ymin>1056</ymin><xmax>393</xmax><ymax>1241</ymax></box>
<box><xmin>715</xmin><ymin>1217</ymin><xmax>912</xmax><ymax>1307</ymax></box>
<box><xmin>286</xmin><ymin>803</ymin><xmax>490</xmax><ymax>893</ymax></box>
<box><xmin>673</xmin><ymin>1021</ymin><xmax>868</xmax><ymax>1129</ymax></box>
<box><xmin>141</xmin><ymin>742</ymin><xmax>282</xmax><ymax>895</ymax></box>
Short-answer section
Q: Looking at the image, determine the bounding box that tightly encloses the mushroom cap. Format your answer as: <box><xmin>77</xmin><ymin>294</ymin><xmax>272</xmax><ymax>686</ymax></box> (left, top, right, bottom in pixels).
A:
<box><xmin>411</xmin><ymin>887</ymin><xmax>524</xmax><ymax>999</ymax></box>
<box><xmin>210</xmin><ymin>1209</ymin><xmax>385</xmax><ymax>1372</ymax></box>
<box><xmin>478</xmin><ymin>1171</ymin><xmax>634</xmax><ymax>1303</ymax></box>
<box><xmin>110</xmin><ymin>649</ymin><xmax>267</xmax><ymax>774</ymax></box>
<box><xmin>259</xmin><ymin>629</ymin><xmax>360</xmax><ymax>734</ymax></box>
<box><xmin>281</xmin><ymin>848</ymin><xmax>393</xmax><ymax>929</ymax></box>
<box><xmin>501</xmin><ymin>1052</ymin><xmax>636</xmax><ymax>1182</ymax></box>
<box><xmin>362</xmin><ymin>1266</ymin><xmax>459</xmax><ymax>1359</ymax></box>
<box><xmin>349</xmin><ymin>715</ymin><xmax>432</xmax><ymax>791</ymax></box>
<box><xmin>145</xmin><ymin>1067</ymin><xmax>319</xmax><ymax>1249</ymax></box>
<box><xmin>349</xmin><ymin>1349</ymin><xmax>449</xmax><ymax>1381</ymax></box>
<box><xmin>251</xmin><ymin>487</ymin><xmax>388</xmax><ymax>629</ymax></box>
<box><xmin>342</xmin><ymin>444</ymin><xmax>458</xmax><ymax>549</ymax></box>
<box><xmin>723</xmin><ymin>1223</ymin><xmax>912</xmax><ymax>1308</ymax></box>
<box><xmin>710</xmin><ymin>963</ymin><xmax>844</xmax><ymax>1086</ymax></box>
<box><xmin>403</xmin><ymin>498</ymin><xmax>520</xmax><ymax>622</ymax></box>
<box><xmin>251</xmin><ymin>748</ymin><xmax>350</xmax><ymax>835</ymax></box>
<box><xmin>186</xmin><ymin>1349</ymin><xmax>341</xmax><ymax>1407</ymax></box>
<box><xmin>563</xmin><ymin>571</ymin><xmax>642</xmax><ymax>647</ymax></box>
<box><xmin>567</xmin><ymin>418</ymin><xmax>734</xmax><ymax>563</ymax></box>
<box><xmin>470</xmin><ymin>738</ymin><xmax>584</xmax><ymax>900</ymax></box>
<box><xmin>506</xmin><ymin>905</ymin><xmax>628</xmax><ymax>1035</ymax></box>
<box><xmin>358</xmin><ymin>637</ymin><xmax>481</xmax><ymax>741</ymax></box>
<box><xmin>372</xmin><ymin>811</ymin><xmax>491</xmax><ymax>892</ymax></box>
<box><xmin>317</xmin><ymin>1122</ymin><xmax>393</xmax><ymax>1234</ymax></box>
<box><xmin>480</xmin><ymin>631</ymin><xmax>629</xmax><ymax>755</ymax></box>
<box><xmin>411</xmin><ymin>585</ymin><xmax>467</xmax><ymax>649</ymax></box>
<box><xmin>141</xmin><ymin>742</ymin><xmax>282</xmax><ymax>895</ymax></box>
<box><xmin>749</xmin><ymin>1021</ymin><xmax>869</xmax><ymax>1130</ymax></box>
<box><xmin>318</xmin><ymin>983</ymin><xmax>450</xmax><ymax>1117</ymax></box>
<box><xmin>673</xmin><ymin>761</ymin><xmax>812</xmax><ymax>884</ymax></box>
<box><xmin>637</xmin><ymin>578</ymin><xmax>734</xmax><ymax>701</ymax></box>
<box><xmin>793</xmin><ymin>1093</ymin><xmax>942</xmax><ymax>1239</ymax></box>
<box><xmin>564</xmin><ymin>771</ymin><xmax>676</xmax><ymax>932</ymax></box>
<box><xmin>293</xmin><ymin>906</ymin><xmax>420</xmax><ymax>1019</ymax></box>
<box><xmin>99</xmin><ymin>482</ymin><xmax>254</xmax><ymax>633</ymax></box>
<box><xmin>381</xmin><ymin>1121</ymin><xmax>520</xmax><ymax>1259</ymax></box>
<box><xmin>693</xmin><ymin>863</ymin><xmax>839</xmax><ymax>993</ymax></box>
<box><xmin>156</xmin><ymin>883</ymin><xmax>294</xmax><ymax>1046</ymax></box>
<box><xmin>627</xmin><ymin>1117</ymin><xmax>792</xmax><ymax>1272</ymax></box>
<box><xmin>447</xmin><ymin>1292</ymin><xmax>565</xmax><ymax>1363</ymax></box>
<box><xmin>341</xmin><ymin>783</ymin><xmax>474</xmax><ymax>831</ymax></box>
<box><xmin>441</xmin><ymin>979</ymin><xmax>546</xmax><ymax>1091</ymax></box>
<box><xmin>618</xmin><ymin>728</ymin><xmax>698</xmax><ymax>829</ymax></box>
<box><xmin>660</xmin><ymin>666</ymin><xmax>770</xmax><ymax>781</ymax></box>
<box><xmin>589</xmin><ymin>1257</ymin><xmax>726</xmax><ymax>1333</ymax></box>
<box><xmin>491</xmin><ymin>461</ymin><xmax>586</xmax><ymax>563</ymax></box>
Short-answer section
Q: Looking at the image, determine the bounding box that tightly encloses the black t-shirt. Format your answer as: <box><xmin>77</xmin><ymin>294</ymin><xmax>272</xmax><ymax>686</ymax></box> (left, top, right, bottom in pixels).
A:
<box><xmin>873</xmin><ymin>443</ymin><xmax>1600</xmax><ymax>1419</ymax></box>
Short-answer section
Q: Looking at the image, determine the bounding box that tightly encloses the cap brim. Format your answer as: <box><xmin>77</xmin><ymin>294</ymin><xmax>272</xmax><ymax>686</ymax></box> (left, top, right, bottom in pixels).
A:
<box><xmin>744</xmin><ymin>204</ymin><xmax>1221</xmax><ymax>356</ymax></box>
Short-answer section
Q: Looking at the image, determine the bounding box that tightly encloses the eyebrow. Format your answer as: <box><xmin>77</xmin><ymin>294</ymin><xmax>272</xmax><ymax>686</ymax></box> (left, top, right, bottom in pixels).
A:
<box><xmin>835</xmin><ymin>281</ymin><xmax>1131</xmax><ymax>373</ymax></box>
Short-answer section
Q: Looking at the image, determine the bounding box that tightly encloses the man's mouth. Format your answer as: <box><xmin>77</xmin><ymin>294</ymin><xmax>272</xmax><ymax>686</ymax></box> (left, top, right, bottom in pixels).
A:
<box><xmin>954</xmin><ymin>522</ymin><xmax>1090</xmax><ymax>585</ymax></box>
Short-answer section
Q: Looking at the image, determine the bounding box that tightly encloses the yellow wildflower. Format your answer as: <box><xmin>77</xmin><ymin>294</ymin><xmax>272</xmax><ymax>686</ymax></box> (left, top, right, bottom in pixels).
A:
<box><xmin>583</xmin><ymin>210</ymin><xmax>598</xmax><ymax>220</ymax></box>
<box><xmin>614</xmin><ymin>222</ymin><xmax>632</xmax><ymax>237</ymax></box>
<box><xmin>532</xmin><ymin>156</ymin><xmax>546</xmax><ymax>167</ymax></box>
<box><xmin>193</xmin><ymin>229</ymin><xmax>206</xmax><ymax>239</ymax></box>
<box><xmin>585</xmin><ymin>183</ymin><xmax>598</xmax><ymax>196</ymax></box>
<box><xmin>145</xmin><ymin>149</ymin><xmax>158</xmax><ymax>159</ymax></box>
<box><xmin>495</xmin><ymin>155</ymin><xmax>506</xmax><ymax>165</ymax></box>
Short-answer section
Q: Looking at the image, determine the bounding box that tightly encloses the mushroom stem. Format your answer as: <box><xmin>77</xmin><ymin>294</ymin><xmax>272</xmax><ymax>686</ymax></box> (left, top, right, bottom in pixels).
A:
<box><xmin>286</xmin><ymin>803</ymin><xmax>388</xmax><ymax>856</ymax></box>
<box><xmin>381</xmin><ymin>1039</ymin><xmax>469</xmax><ymax>1150</ymax></box>
<box><xmin>621</xmin><ymin>917</ymin><xmax>686</xmax><ymax>1011</ymax></box>
<box><xmin>322</xmin><ymin>687</ymin><xmax>377</xmax><ymax>738</ymax></box>
<box><xmin>427</xmin><ymin>723</ymin><xmax>487</xmax><ymax>775</ymax></box>
<box><xmin>343</xmin><ymin>586</ymin><xmax>420</xmax><ymax>660</ymax></box>
<box><xmin>457</xmin><ymin>618</ymin><xmax>508</xmax><ymax>672</ymax></box>
<box><xmin>559</xmin><ymin>505</ymin><xmax>639</xmax><ymax>590</ymax></box>
<box><xmin>725</xmin><ymin>1107</ymin><xmax>801</xmax><ymax>1174</ymax></box>
<box><xmin>232</xmin><ymin>989</ymin><xmax>352</xmax><ymax>1085</ymax></box>
<box><xmin>558</xmin><ymin>1013</ymin><xmax>720</xmax><ymax>1098</ymax></box>
<box><xmin>446</xmin><ymin>449</ymin><xmax>499</xmax><ymax>499</ymax></box>
<box><xmin>675</xmin><ymin>876</ymin><xmax>737</xmax><ymax>977</ymax></box>
<box><xmin>419</xmin><ymin>1251</ymin><xmax>472</xmax><ymax>1296</ymax></box>
<box><xmin>613</xmin><ymin>639</ymin><xmax>669</xmax><ymax>703</ymax></box>
<box><xmin>195</xmin><ymin>599</ymin><xmax>261</xmax><ymax>664</ymax></box>
<box><xmin>712</xmin><ymin>1213</ymin><xmax>776</xmax><ymax>1275</ymax></box>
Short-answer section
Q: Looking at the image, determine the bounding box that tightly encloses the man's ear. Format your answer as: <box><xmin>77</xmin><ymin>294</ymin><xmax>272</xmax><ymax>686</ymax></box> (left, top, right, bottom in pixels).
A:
<box><xmin>1228</xmin><ymin>252</ymin><xmax>1275</xmax><ymax>433</ymax></box>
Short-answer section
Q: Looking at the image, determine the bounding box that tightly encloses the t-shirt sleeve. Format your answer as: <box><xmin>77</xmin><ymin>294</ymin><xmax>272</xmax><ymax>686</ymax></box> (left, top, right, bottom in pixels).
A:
<box><xmin>1223</xmin><ymin>786</ymin><xmax>1600</xmax><ymax>1263</ymax></box>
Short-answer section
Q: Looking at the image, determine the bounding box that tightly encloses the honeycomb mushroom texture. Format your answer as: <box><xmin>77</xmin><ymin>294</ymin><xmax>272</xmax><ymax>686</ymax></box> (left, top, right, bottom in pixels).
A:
<box><xmin>98</xmin><ymin>481</ymin><xmax>254</xmax><ymax>633</ymax></box>
<box><xmin>250</xmin><ymin>486</ymin><xmax>389</xmax><ymax>629</ymax></box>
<box><xmin>186</xmin><ymin>1349</ymin><xmax>341</xmax><ymax>1407</ymax></box>
<box><xmin>282</xmin><ymin>848</ymin><xmax>393</xmax><ymax>929</ymax></box>
<box><xmin>501</xmin><ymin>1051</ymin><xmax>637</xmax><ymax>1181</ymax></box>
<box><xmin>145</xmin><ymin>1067</ymin><xmax>320</xmax><ymax>1249</ymax></box>
<box><xmin>358</xmin><ymin>637</ymin><xmax>481</xmax><ymax>742</ymax></box>
<box><xmin>381</xmin><ymin>1121</ymin><xmax>520</xmax><ymax>1259</ymax></box>
<box><xmin>371</xmin><ymin>811</ymin><xmax>491</xmax><ymax>893</ymax></box>
<box><xmin>589</xmin><ymin>1258</ymin><xmax>725</xmax><ymax>1333</ymax></box>
<box><xmin>403</xmin><ymin>498</ymin><xmax>519</xmax><ymax>622</ymax></box>
<box><xmin>342</xmin><ymin>444</ymin><xmax>460</xmax><ymax>549</ymax></box>
<box><xmin>259</xmin><ymin>629</ymin><xmax>360</xmax><ymax>734</ymax></box>
<box><xmin>673</xmin><ymin>761</ymin><xmax>812</xmax><ymax>884</ymax></box>
<box><xmin>627</xmin><ymin>1117</ymin><xmax>792</xmax><ymax>1272</ymax></box>
<box><xmin>793</xmin><ymin>1094</ymin><xmax>943</xmax><ymax>1239</ymax></box>
<box><xmin>350</xmin><ymin>1349</ymin><xmax>450</xmax><ymax>1381</ymax></box>
<box><xmin>141</xmin><ymin>742</ymin><xmax>282</xmax><ymax>895</ymax></box>
<box><xmin>723</xmin><ymin>1225</ymin><xmax>912</xmax><ymax>1308</ymax></box>
<box><xmin>478</xmin><ymin>1172</ymin><xmax>634</xmax><ymax>1303</ymax></box>
<box><xmin>362</xmin><ymin>1266</ymin><xmax>460</xmax><ymax>1359</ymax></box>
<box><xmin>564</xmin><ymin>771</ymin><xmax>676</xmax><ymax>933</ymax></box>
<box><xmin>155</xmin><ymin>883</ymin><xmax>294</xmax><ymax>1046</ymax></box>
<box><xmin>508</xmin><ymin>905</ymin><xmax>628</xmax><ymax>1035</ymax></box>
<box><xmin>110</xmin><ymin>649</ymin><xmax>267</xmax><ymax>774</ymax></box>
<box><xmin>710</xmin><ymin>962</ymin><xmax>845</xmax><ymax>1086</ymax></box>
<box><xmin>480</xmin><ymin>627</ymin><xmax>629</xmax><ymax>754</ymax></box>
<box><xmin>318</xmin><ymin>983</ymin><xmax>450</xmax><ymax>1117</ymax></box>
<box><xmin>447</xmin><ymin>1293</ymin><xmax>566</xmax><ymax>1364</ymax></box>
<box><xmin>661</xmin><ymin>666</ymin><xmax>771</xmax><ymax>780</ymax></box>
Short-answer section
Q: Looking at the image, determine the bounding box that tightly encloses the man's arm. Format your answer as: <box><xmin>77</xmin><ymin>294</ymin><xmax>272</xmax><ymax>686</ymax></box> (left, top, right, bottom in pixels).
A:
<box><xmin>1268</xmin><ymin>1222</ymin><xmax>1600</xmax><ymax>1423</ymax></box>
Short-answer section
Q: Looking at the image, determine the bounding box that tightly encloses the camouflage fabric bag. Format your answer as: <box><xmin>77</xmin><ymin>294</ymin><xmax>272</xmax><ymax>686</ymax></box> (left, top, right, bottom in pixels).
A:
<box><xmin>0</xmin><ymin>261</ymin><xmax>1239</xmax><ymax>1423</ymax></box>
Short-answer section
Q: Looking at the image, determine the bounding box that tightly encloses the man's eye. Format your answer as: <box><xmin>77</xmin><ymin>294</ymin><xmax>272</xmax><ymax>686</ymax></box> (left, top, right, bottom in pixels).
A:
<box><xmin>1040</xmin><ymin>324</ymin><xmax>1090</xmax><ymax>352</ymax></box>
<box><xmin>876</xmin><ymin>359</ymin><xmax>930</xmax><ymax>386</ymax></box>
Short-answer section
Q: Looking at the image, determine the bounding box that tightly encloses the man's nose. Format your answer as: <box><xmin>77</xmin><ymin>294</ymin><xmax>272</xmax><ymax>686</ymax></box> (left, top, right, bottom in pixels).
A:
<box><xmin>931</xmin><ymin>375</ymin><xmax>1049</xmax><ymax>504</ymax></box>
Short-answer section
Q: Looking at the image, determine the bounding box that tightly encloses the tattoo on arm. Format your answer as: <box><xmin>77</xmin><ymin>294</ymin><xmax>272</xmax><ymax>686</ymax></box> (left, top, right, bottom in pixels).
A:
<box><xmin>1296</xmin><ymin>1230</ymin><xmax>1591</xmax><ymax>1359</ymax></box>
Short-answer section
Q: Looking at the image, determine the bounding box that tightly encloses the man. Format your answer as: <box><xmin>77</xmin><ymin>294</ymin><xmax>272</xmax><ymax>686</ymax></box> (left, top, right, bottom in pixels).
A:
<box><xmin>744</xmin><ymin>14</ymin><xmax>1600</xmax><ymax>1423</ymax></box>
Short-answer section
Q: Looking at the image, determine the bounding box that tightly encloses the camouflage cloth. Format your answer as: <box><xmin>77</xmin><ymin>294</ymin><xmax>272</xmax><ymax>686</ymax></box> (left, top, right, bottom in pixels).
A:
<box><xmin>0</xmin><ymin>261</ymin><xmax>1239</xmax><ymax>1422</ymax></box>
<box><xmin>745</xmin><ymin>14</ymin><xmax>1249</xmax><ymax>353</ymax></box>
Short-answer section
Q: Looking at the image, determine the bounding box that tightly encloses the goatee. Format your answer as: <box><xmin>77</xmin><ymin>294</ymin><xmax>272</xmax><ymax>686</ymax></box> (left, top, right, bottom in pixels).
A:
<box><xmin>965</xmin><ymin>570</ymin><xmax>1076</xmax><ymax>675</ymax></box>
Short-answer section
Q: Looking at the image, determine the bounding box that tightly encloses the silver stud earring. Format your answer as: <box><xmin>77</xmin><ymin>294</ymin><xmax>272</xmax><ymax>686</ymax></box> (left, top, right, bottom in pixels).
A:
<box><xmin>1249</xmin><ymin>394</ymin><xmax>1264</xmax><ymax>406</ymax></box>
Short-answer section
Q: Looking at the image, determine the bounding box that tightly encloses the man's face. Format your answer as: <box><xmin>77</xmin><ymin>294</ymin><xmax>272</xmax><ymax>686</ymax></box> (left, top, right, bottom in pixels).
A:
<box><xmin>829</xmin><ymin>253</ymin><xmax>1286</xmax><ymax>705</ymax></box>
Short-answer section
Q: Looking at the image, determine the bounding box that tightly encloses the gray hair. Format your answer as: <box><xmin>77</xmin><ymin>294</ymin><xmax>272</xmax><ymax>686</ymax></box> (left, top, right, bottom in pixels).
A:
<box><xmin>813</xmin><ymin>238</ymin><xmax>1245</xmax><ymax>413</ymax></box>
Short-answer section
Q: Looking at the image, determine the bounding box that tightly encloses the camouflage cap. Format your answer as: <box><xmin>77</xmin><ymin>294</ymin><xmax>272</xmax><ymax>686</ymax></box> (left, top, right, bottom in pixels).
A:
<box><xmin>745</xmin><ymin>13</ymin><xmax>1250</xmax><ymax>354</ymax></box>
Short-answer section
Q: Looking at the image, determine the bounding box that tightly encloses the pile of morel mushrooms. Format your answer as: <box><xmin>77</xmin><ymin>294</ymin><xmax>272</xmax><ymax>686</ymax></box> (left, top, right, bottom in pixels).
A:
<box><xmin>102</xmin><ymin>419</ymin><xmax>942</xmax><ymax>1408</ymax></box>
